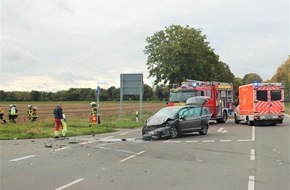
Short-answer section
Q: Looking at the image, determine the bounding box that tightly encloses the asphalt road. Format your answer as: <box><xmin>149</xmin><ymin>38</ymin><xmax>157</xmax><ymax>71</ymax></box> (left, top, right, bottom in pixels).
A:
<box><xmin>1</xmin><ymin>116</ymin><xmax>289</xmax><ymax>190</ymax></box>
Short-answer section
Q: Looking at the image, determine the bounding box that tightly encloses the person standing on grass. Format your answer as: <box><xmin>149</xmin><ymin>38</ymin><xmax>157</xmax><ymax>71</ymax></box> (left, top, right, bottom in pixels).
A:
<box><xmin>53</xmin><ymin>102</ymin><xmax>63</xmax><ymax>138</ymax></box>
<box><xmin>26</xmin><ymin>105</ymin><xmax>33</xmax><ymax>121</ymax></box>
<box><xmin>9</xmin><ymin>104</ymin><xmax>18</xmax><ymax>123</ymax></box>
<box><xmin>0</xmin><ymin>105</ymin><xmax>6</xmax><ymax>124</ymax></box>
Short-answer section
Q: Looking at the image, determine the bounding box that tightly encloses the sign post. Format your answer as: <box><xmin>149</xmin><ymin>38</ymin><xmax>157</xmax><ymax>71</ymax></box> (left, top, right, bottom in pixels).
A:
<box><xmin>96</xmin><ymin>86</ymin><xmax>101</xmax><ymax>124</ymax></box>
<box><xmin>119</xmin><ymin>73</ymin><xmax>143</xmax><ymax>122</ymax></box>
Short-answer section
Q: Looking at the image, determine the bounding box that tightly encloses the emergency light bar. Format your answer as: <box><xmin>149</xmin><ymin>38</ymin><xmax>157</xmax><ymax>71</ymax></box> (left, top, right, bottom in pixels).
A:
<box><xmin>185</xmin><ymin>79</ymin><xmax>233</xmax><ymax>89</ymax></box>
<box><xmin>253</xmin><ymin>83</ymin><xmax>284</xmax><ymax>87</ymax></box>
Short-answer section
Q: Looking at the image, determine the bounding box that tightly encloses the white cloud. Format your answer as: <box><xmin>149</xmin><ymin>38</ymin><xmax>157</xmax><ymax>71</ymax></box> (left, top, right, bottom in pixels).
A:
<box><xmin>0</xmin><ymin>0</ymin><xmax>288</xmax><ymax>91</ymax></box>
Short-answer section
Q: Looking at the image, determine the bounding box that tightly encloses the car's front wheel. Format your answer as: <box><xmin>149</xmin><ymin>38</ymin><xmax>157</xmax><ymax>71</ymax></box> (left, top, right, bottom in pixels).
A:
<box><xmin>199</xmin><ymin>123</ymin><xmax>209</xmax><ymax>135</ymax></box>
<box><xmin>170</xmin><ymin>126</ymin><xmax>178</xmax><ymax>139</ymax></box>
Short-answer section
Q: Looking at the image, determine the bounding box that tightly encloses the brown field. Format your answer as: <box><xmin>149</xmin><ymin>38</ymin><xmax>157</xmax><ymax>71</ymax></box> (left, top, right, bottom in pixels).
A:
<box><xmin>0</xmin><ymin>101</ymin><xmax>166</xmax><ymax>122</ymax></box>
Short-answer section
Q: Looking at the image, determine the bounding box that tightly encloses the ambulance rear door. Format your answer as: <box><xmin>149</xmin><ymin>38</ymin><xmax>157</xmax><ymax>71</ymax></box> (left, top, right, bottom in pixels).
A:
<box><xmin>255</xmin><ymin>85</ymin><xmax>284</xmax><ymax>117</ymax></box>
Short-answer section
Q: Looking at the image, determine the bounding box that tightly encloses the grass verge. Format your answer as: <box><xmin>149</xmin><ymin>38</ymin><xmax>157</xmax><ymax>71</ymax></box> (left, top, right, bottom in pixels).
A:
<box><xmin>0</xmin><ymin>112</ymin><xmax>152</xmax><ymax>140</ymax></box>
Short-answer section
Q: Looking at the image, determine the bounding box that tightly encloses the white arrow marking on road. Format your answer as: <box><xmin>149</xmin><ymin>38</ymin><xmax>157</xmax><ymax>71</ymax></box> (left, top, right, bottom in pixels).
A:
<box><xmin>217</xmin><ymin>128</ymin><xmax>228</xmax><ymax>133</ymax></box>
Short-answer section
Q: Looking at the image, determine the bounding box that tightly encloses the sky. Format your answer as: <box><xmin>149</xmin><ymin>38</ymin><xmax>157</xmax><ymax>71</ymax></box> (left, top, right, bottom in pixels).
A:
<box><xmin>0</xmin><ymin>0</ymin><xmax>289</xmax><ymax>92</ymax></box>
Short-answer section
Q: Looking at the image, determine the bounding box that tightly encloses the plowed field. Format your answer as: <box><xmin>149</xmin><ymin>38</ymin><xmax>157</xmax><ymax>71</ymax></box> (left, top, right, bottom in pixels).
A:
<box><xmin>0</xmin><ymin>101</ymin><xmax>166</xmax><ymax>122</ymax></box>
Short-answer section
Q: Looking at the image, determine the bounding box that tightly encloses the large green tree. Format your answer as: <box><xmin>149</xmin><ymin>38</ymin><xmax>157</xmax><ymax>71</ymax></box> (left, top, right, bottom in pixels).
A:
<box><xmin>242</xmin><ymin>73</ymin><xmax>263</xmax><ymax>84</ymax></box>
<box><xmin>144</xmin><ymin>24</ymin><xmax>234</xmax><ymax>86</ymax></box>
<box><xmin>271</xmin><ymin>56</ymin><xmax>290</xmax><ymax>102</ymax></box>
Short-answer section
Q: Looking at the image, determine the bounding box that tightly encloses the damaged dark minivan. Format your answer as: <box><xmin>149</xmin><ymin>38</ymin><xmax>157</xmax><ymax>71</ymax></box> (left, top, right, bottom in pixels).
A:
<box><xmin>142</xmin><ymin>96</ymin><xmax>212</xmax><ymax>140</ymax></box>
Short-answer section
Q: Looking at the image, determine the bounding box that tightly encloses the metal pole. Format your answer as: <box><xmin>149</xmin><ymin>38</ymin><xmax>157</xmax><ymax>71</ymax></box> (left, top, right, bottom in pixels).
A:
<box><xmin>139</xmin><ymin>76</ymin><xmax>142</xmax><ymax>121</ymax></box>
<box><xmin>119</xmin><ymin>74</ymin><xmax>123</xmax><ymax>119</ymax></box>
<box><xmin>97</xmin><ymin>92</ymin><xmax>101</xmax><ymax>124</ymax></box>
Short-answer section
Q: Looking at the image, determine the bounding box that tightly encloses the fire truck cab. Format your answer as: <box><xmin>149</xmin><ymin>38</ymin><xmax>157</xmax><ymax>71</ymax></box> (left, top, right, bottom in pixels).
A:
<box><xmin>234</xmin><ymin>83</ymin><xmax>284</xmax><ymax>125</ymax></box>
<box><xmin>169</xmin><ymin>79</ymin><xmax>234</xmax><ymax>123</ymax></box>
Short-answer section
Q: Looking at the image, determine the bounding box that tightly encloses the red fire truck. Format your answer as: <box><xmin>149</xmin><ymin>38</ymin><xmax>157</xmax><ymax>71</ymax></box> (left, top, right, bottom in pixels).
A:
<box><xmin>168</xmin><ymin>79</ymin><xmax>234</xmax><ymax>123</ymax></box>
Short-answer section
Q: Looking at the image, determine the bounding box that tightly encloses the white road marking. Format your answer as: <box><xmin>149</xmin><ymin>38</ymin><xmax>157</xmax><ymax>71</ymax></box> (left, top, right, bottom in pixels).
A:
<box><xmin>250</xmin><ymin>149</ymin><xmax>255</xmax><ymax>160</ymax></box>
<box><xmin>252</xmin><ymin>126</ymin><xmax>255</xmax><ymax>141</ymax></box>
<box><xmin>9</xmin><ymin>155</ymin><xmax>37</xmax><ymax>162</ymax></box>
<box><xmin>119</xmin><ymin>151</ymin><xmax>145</xmax><ymax>163</ymax></box>
<box><xmin>80</xmin><ymin>140</ymin><xmax>97</xmax><ymax>145</ymax></box>
<box><xmin>248</xmin><ymin>176</ymin><xmax>255</xmax><ymax>190</ymax></box>
<box><xmin>55</xmin><ymin>178</ymin><xmax>85</xmax><ymax>190</ymax></box>
<box><xmin>103</xmin><ymin>136</ymin><xmax>114</xmax><ymax>139</ymax></box>
<box><xmin>161</xmin><ymin>139</ymin><xmax>254</xmax><ymax>143</ymax></box>
<box><xmin>50</xmin><ymin>147</ymin><xmax>71</xmax><ymax>152</ymax></box>
<box><xmin>98</xmin><ymin>147</ymin><xmax>138</xmax><ymax>154</ymax></box>
<box><xmin>237</xmin><ymin>139</ymin><xmax>252</xmax><ymax>142</ymax></box>
<box><xmin>164</xmin><ymin>140</ymin><xmax>181</xmax><ymax>143</ymax></box>
<box><xmin>220</xmin><ymin>140</ymin><xmax>232</xmax><ymax>142</ymax></box>
<box><xmin>217</xmin><ymin>127</ymin><xmax>228</xmax><ymax>133</ymax></box>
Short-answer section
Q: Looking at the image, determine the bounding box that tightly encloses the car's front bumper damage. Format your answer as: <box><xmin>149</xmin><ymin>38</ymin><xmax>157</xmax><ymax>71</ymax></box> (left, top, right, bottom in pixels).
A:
<box><xmin>142</xmin><ymin>126</ymin><xmax>171</xmax><ymax>140</ymax></box>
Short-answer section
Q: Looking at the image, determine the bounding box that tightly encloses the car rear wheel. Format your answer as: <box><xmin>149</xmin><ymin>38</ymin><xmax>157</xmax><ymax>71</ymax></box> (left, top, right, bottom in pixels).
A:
<box><xmin>199</xmin><ymin>123</ymin><xmax>208</xmax><ymax>135</ymax></box>
<box><xmin>170</xmin><ymin>126</ymin><xmax>178</xmax><ymax>139</ymax></box>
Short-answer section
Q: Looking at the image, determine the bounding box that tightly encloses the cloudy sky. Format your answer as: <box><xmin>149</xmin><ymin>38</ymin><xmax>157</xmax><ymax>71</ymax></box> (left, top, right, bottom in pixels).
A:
<box><xmin>0</xmin><ymin>0</ymin><xmax>289</xmax><ymax>92</ymax></box>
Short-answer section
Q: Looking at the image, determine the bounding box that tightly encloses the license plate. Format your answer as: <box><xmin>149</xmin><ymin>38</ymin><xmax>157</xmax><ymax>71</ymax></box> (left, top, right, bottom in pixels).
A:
<box><xmin>265</xmin><ymin>115</ymin><xmax>273</xmax><ymax>119</ymax></box>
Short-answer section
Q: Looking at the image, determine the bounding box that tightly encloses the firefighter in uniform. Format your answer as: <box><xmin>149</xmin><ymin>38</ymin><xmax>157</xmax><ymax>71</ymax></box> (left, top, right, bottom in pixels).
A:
<box><xmin>31</xmin><ymin>106</ymin><xmax>38</xmax><ymax>122</ymax></box>
<box><xmin>8</xmin><ymin>104</ymin><xmax>18</xmax><ymax>123</ymax></box>
<box><xmin>27</xmin><ymin>105</ymin><xmax>33</xmax><ymax>121</ymax></box>
<box><xmin>90</xmin><ymin>102</ymin><xmax>98</xmax><ymax>124</ymax></box>
<box><xmin>0</xmin><ymin>105</ymin><xmax>6</xmax><ymax>124</ymax></box>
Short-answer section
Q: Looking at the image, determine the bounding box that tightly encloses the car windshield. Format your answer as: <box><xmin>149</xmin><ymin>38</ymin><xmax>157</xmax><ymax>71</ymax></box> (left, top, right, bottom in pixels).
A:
<box><xmin>154</xmin><ymin>107</ymin><xmax>181</xmax><ymax>118</ymax></box>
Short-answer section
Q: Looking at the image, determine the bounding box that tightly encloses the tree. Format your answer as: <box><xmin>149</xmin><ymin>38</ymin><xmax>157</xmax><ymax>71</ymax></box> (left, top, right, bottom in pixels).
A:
<box><xmin>107</xmin><ymin>86</ymin><xmax>117</xmax><ymax>101</ymax></box>
<box><xmin>144</xmin><ymin>24</ymin><xmax>234</xmax><ymax>86</ymax></box>
<box><xmin>233</xmin><ymin>77</ymin><xmax>243</xmax><ymax>99</ymax></box>
<box><xmin>30</xmin><ymin>90</ymin><xmax>41</xmax><ymax>101</ymax></box>
<box><xmin>242</xmin><ymin>73</ymin><xmax>263</xmax><ymax>84</ymax></box>
<box><xmin>212</xmin><ymin>61</ymin><xmax>235</xmax><ymax>82</ymax></box>
<box><xmin>271</xmin><ymin>56</ymin><xmax>290</xmax><ymax>102</ymax></box>
<box><xmin>143</xmin><ymin>84</ymin><xmax>153</xmax><ymax>100</ymax></box>
<box><xmin>154</xmin><ymin>85</ymin><xmax>163</xmax><ymax>101</ymax></box>
<box><xmin>0</xmin><ymin>90</ymin><xmax>7</xmax><ymax>101</ymax></box>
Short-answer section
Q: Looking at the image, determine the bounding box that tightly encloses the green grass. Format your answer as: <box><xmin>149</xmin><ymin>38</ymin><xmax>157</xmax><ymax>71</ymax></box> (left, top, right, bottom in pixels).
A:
<box><xmin>0</xmin><ymin>112</ymin><xmax>152</xmax><ymax>140</ymax></box>
<box><xmin>1</xmin><ymin>102</ymin><xmax>288</xmax><ymax>140</ymax></box>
